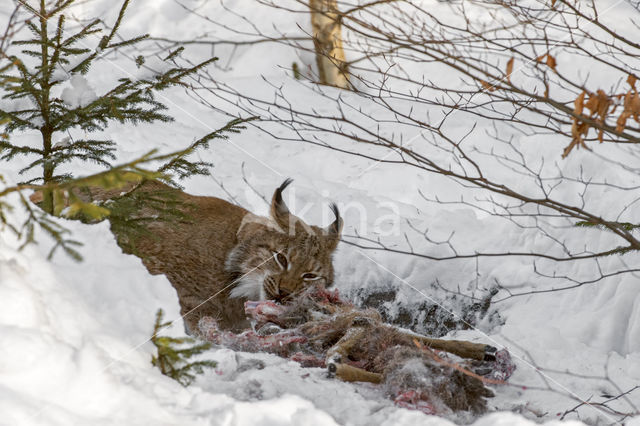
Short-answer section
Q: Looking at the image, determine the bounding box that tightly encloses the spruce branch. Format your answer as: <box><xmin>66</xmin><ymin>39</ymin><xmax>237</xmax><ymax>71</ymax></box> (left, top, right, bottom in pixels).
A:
<box><xmin>150</xmin><ymin>309</ymin><xmax>217</xmax><ymax>387</ymax></box>
<box><xmin>68</xmin><ymin>0</ymin><xmax>148</xmax><ymax>74</ymax></box>
<box><xmin>0</xmin><ymin>149</ymin><xmax>193</xmax><ymax>260</ymax></box>
<box><xmin>158</xmin><ymin>116</ymin><xmax>258</xmax><ymax>186</ymax></box>
<box><xmin>575</xmin><ymin>220</ymin><xmax>640</xmax><ymax>232</ymax></box>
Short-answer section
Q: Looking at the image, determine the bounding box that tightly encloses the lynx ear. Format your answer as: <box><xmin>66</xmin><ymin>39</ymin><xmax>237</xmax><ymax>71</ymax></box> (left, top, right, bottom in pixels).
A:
<box><xmin>270</xmin><ymin>178</ymin><xmax>294</xmax><ymax>232</ymax></box>
<box><xmin>325</xmin><ymin>203</ymin><xmax>343</xmax><ymax>250</ymax></box>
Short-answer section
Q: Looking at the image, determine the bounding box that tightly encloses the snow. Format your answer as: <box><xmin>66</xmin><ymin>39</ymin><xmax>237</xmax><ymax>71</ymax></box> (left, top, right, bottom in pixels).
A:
<box><xmin>61</xmin><ymin>75</ymin><xmax>98</xmax><ymax>109</ymax></box>
<box><xmin>1</xmin><ymin>0</ymin><xmax>639</xmax><ymax>425</ymax></box>
<box><xmin>53</xmin><ymin>137</ymin><xmax>72</xmax><ymax>149</ymax></box>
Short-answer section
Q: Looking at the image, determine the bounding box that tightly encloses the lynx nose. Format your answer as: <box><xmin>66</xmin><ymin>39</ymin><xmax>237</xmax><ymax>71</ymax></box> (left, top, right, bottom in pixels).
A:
<box><xmin>277</xmin><ymin>288</ymin><xmax>292</xmax><ymax>301</ymax></box>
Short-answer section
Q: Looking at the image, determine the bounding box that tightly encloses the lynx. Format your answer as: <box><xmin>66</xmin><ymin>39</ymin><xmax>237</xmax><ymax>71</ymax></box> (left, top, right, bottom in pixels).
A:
<box><xmin>40</xmin><ymin>178</ymin><xmax>342</xmax><ymax>333</ymax></box>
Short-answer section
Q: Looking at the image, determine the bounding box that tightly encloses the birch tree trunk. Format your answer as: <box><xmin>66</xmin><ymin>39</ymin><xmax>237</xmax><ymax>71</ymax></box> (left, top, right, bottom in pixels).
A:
<box><xmin>310</xmin><ymin>0</ymin><xmax>350</xmax><ymax>89</ymax></box>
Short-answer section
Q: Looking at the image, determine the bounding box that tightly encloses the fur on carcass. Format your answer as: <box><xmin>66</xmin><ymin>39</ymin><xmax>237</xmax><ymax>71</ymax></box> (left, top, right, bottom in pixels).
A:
<box><xmin>197</xmin><ymin>285</ymin><xmax>514</xmax><ymax>417</ymax></box>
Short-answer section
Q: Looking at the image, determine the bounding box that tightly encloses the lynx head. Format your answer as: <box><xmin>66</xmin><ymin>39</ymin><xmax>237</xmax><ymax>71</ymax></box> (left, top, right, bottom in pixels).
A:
<box><xmin>226</xmin><ymin>179</ymin><xmax>343</xmax><ymax>301</ymax></box>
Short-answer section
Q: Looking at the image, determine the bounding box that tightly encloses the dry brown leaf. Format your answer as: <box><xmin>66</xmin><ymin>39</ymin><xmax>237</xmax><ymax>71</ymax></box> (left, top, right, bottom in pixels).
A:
<box><xmin>480</xmin><ymin>80</ymin><xmax>495</xmax><ymax>92</ymax></box>
<box><xmin>536</xmin><ymin>53</ymin><xmax>558</xmax><ymax>72</ymax></box>
<box><xmin>574</xmin><ymin>91</ymin><xmax>585</xmax><ymax>116</ymax></box>
<box><xmin>585</xmin><ymin>93</ymin><xmax>597</xmax><ymax>116</ymax></box>
<box><xmin>506</xmin><ymin>57</ymin><xmax>514</xmax><ymax>83</ymax></box>
<box><xmin>578</xmin><ymin>122</ymin><xmax>589</xmax><ymax>138</ymax></box>
<box><xmin>566</xmin><ymin>88</ymin><xmax>612</xmax><ymax>157</ymax></box>
<box><xmin>616</xmin><ymin>94</ymin><xmax>632</xmax><ymax>132</ymax></box>
<box><xmin>627</xmin><ymin>74</ymin><xmax>637</xmax><ymax>90</ymax></box>
<box><xmin>617</xmin><ymin>112</ymin><xmax>631</xmax><ymax>132</ymax></box>
<box><xmin>562</xmin><ymin>139</ymin><xmax>579</xmax><ymax>158</ymax></box>
<box><xmin>595</xmin><ymin>90</ymin><xmax>610</xmax><ymax>118</ymax></box>
<box><xmin>632</xmin><ymin>92</ymin><xmax>640</xmax><ymax>122</ymax></box>
<box><xmin>546</xmin><ymin>54</ymin><xmax>557</xmax><ymax>72</ymax></box>
<box><xmin>566</xmin><ymin>115</ymin><xmax>590</xmax><ymax>158</ymax></box>
<box><xmin>571</xmin><ymin>120</ymin><xmax>579</xmax><ymax>138</ymax></box>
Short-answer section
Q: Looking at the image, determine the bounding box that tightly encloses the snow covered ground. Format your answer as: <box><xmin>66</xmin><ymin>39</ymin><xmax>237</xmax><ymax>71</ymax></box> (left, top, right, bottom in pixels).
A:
<box><xmin>1</xmin><ymin>0</ymin><xmax>640</xmax><ymax>425</ymax></box>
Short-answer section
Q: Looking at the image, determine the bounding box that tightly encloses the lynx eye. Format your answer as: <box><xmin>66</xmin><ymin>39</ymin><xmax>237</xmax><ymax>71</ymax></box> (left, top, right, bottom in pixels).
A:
<box><xmin>273</xmin><ymin>252</ymin><xmax>288</xmax><ymax>270</ymax></box>
<box><xmin>302</xmin><ymin>273</ymin><xmax>321</xmax><ymax>281</ymax></box>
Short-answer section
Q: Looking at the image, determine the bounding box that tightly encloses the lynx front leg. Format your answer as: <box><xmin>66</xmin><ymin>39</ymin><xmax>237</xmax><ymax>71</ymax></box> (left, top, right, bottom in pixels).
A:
<box><xmin>414</xmin><ymin>336</ymin><xmax>498</xmax><ymax>361</ymax></box>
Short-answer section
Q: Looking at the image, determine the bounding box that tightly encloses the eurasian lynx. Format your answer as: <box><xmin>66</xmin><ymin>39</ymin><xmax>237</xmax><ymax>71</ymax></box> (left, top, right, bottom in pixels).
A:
<box><xmin>67</xmin><ymin>178</ymin><xmax>343</xmax><ymax>333</ymax></box>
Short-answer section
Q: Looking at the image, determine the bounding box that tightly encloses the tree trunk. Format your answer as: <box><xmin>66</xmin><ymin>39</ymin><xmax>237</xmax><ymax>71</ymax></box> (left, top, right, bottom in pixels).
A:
<box><xmin>41</xmin><ymin>126</ymin><xmax>54</xmax><ymax>214</ymax></box>
<box><xmin>310</xmin><ymin>0</ymin><xmax>350</xmax><ymax>89</ymax></box>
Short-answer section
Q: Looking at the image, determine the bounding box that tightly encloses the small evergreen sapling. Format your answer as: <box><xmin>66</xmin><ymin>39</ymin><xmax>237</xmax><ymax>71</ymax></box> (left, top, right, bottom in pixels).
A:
<box><xmin>151</xmin><ymin>308</ymin><xmax>217</xmax><ymax>387</ymax></box>
<box><xmin>0</xmin><ymin>0</ymin><xmax>217</xmax><ymax>213</ymax></box>
<box><xmin>0</xmin><ymin>1</ymin><xmax>256</xmax><ymax>258</ymax></box>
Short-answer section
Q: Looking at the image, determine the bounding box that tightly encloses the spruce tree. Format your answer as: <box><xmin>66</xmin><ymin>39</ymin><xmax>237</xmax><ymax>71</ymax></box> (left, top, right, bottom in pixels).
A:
<box><xmin>0</xmin><ymin>0</ymin><xmax>218</xmax><ymax>214</ymax></box>
<box><xmin>0</xmin><ymin>1</ymin><xmax>255</xmax><ymax>259</ymax></box>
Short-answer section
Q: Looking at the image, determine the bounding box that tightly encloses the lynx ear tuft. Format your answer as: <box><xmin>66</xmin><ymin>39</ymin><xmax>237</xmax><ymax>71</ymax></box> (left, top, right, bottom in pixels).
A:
<box><xmin>325</xmin><ymin>203</ymin><xmax>343</xmax><ymax>250</ymax></box>
<box><xmin>270</xmin><ymin>178</ymin><xmax>294</xmax><ymax>231</ymax></box>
